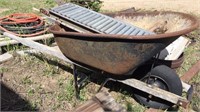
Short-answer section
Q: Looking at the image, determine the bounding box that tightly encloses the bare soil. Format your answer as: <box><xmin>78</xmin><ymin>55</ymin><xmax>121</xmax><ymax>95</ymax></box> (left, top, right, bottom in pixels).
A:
<box><xmin>0</xmin><ymin>54</ymin><xmax>79</xmax><ymax>111</ymax></box>
<box><xmin>102</xmin><ymin>0</ymin><xmax>200</xmax><ymax>15</ymax></box>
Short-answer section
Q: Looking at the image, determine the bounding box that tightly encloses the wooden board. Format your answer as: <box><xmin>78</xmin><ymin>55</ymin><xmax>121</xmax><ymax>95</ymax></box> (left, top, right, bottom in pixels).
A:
<box><xmin>0</xmin><ymin>34</ymin><xmax>54</xmax><ymax>47</ymax></box>
<box><xmin>0</xmin><ymin>53</ymin><xmax>13</xmax><ymax>63</ymax></box>
<box><xmin>120</xmin><ymin>79</ymin><xmax>189</xmax><ymax>108</ymax></box>
<box><xmin>160</xmin><ymin>36</ymin><xmax>190</xmax><ymax>60</ymax></box>
<box><xmin>73</xmin><ymin>91</ymin><xmax>126</xmax><ymax>112</ymax></box>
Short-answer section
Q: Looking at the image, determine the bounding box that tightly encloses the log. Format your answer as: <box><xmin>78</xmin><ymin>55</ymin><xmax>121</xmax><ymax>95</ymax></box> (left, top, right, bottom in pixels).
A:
<box><xmin>0</xmin><ymin>33</ymin><xmax>54</xmax><ymax>47</ymax></box>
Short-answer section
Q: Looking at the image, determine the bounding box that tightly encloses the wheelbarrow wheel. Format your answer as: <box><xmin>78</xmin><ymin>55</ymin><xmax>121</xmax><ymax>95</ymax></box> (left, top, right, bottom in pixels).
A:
<box><xmin>134</xmin><ymin>65</ymin><xmax>182</xmax><ymax>109</ymax></box>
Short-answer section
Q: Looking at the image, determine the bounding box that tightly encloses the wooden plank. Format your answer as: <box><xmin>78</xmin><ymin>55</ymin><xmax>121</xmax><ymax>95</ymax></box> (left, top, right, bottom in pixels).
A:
<box><xmin>120</xmin><ymin>79</ymin><xmax>189</xmax><ymax>108</ymax></box>
<box><xmin>0</xmin><ymin>47</ymin><xmax>63</xmax><ymax>63</ymax></box>
<box><xmin>0</xmin><ymin>53</ymin><xmax>13</xmax><ymax>63</ymax></box>
<box><xmin>0</xmin><ymin>34</ymin><xmax>54</xmax><ymax>47</ymax></box>
<box><xmin>94</xmin><ymin>91</ymin><xmax>126</xmax><ymax>112</ymax></box>
<box><xmin>73</xmin><ymin>91</ymin><xmax>126</xmax><ymax>112</ymax></box>
<box><xmin>2</xmin><ymin>32</ymin><xmax>91</xmax><ymax>70</ymax></box>
<box><xmin>3</xmin><ymin>32</ymin><xmax>72</xmax><ymax>63</ymax></box>
<box><xmin>161</xmin><ymin>36</ymin><xmax>190</xmax><ymax>60</ymax></box>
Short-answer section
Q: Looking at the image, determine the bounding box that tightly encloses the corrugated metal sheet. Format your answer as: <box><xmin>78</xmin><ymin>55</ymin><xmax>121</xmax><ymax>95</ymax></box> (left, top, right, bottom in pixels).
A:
<box><xmin>49</xmin><ymin>3</ymin><xmax>152</xmax><ymax>35</ymax></box>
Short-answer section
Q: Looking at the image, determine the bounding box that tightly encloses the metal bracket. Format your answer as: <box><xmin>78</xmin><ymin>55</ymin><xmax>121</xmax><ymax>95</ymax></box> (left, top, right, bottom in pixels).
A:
<box><xmin>97</xmin><ymin>78</ymin><xmax>116</xmax><ymax>92</ymax></box>
<box><xmin>177</xmin><ymin>99</ymin><xmax>189</xmax><ymax>108</ymax></box>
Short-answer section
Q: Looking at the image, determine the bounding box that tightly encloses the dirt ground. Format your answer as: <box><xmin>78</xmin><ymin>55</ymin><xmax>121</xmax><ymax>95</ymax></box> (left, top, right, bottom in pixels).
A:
<box><xmin>102</xmin><ymin>0</ymin><xmax>200</xmax><ymax>15</ymax></box>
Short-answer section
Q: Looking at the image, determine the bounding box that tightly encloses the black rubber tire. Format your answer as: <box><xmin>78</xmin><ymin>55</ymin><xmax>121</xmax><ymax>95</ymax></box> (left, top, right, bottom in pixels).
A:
<box><xmin>134</xmin><ymin>65</ymin><xmax>183</xmax><ymax>109</ymax></box>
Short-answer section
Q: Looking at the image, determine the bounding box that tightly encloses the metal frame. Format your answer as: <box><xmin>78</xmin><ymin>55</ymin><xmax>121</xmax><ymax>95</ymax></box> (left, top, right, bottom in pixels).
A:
<box><xmin>73</xmin><ymin>64</ymin><xmax>89</xmax><ymax>99</ymax></box>
<box><xmin>72</xmin><ymin>64</ymin><xmax>190</xmax><ymax>108</ymax></box>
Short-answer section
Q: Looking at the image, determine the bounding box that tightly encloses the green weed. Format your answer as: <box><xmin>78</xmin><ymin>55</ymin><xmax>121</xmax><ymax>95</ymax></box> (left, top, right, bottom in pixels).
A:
<box><xmin>43</xmin><ymin>60</ymin><xmax>58</xmax><ymax>76</ymax></box>
<box><xmin>0</xmin><ymin>67</ymin><xmax>8</xmax><ymax>74</ymax></box>
<box><xmin>126</xmin><ymin>102</ymin><xmax>145</xmax><ymax>112</ymax></box>
<box><xmin>22</xmin><ymin>75</ymin><xmax>33</xmax><ymax>85</ymax></box>
<box><xmin>57</xmin><ymin>77</ymin><xmax>74</xmax><ymax>102</ymax></box>
<box><xmin>191</xmin><ymin>95</ymin><xmax>200</xmax><ymax>111</ymax></box>
<box><xmin>28</xmin><ymin>88</ymin><xmax>35</xmax><ymax>96</ymax></box>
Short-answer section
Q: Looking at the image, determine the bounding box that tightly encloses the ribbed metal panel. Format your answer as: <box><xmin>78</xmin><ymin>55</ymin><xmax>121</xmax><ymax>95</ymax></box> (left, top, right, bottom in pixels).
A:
<box><xmin>49</xmin><ymin>3</ymin><xmax>152</xmax><ymax>36</ymax></box>
<box><xmin>82</xmin><ymin>15</ymin><xmax>100</xmax><ymax>24</ymax></box>
<box><xmin>110</xmin><ymin>24</ymin><xmax>126</xmax><ymax>34</ymax></box>
<box><xmin>117</xmin><ymin>26</ymin><xmax>131</xmax><ymax>34</ymax></box>
<box><xmin>78</xmin><ymin>13</ymin><xmax>96</xmax><ymax>23</ymax></box>
<box><xmin>91</xmin><ymin>18</ymin><xmax>109</xmax><ymax>28</ymax></box>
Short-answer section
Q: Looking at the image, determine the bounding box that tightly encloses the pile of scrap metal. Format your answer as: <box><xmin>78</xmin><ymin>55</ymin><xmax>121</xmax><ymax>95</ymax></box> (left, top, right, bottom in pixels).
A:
<box><xmin>0</xmin><ymin>13</ymin><xmax>48</xmax><ymax>37</ymax></box>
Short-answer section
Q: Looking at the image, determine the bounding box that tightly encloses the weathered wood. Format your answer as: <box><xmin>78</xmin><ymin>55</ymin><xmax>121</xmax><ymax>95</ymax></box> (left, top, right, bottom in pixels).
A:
<box><xmin>73</xmin><ymin>99</ymin><xmax>104</xmax><ymax>112</ymax></box>
<box><xmin>148</xmin><ymin>20</ymin><xmax>167</xmax><ymax>33</ymax></box>
<box><xmin>0</xmin><ymin>35</ymin><xmax>5</xmax><ymax>38</ymax></box>
<box><xmin>0</xmin><ymin>47</ymin><xmax>60</xmax><ymax>63</ymax></box>
<box><xmin>163</xmin><ymin>36</ymin><xmax>190</xmax><ymax>60</ymax></box>
<box><xmin>120</xmin><ymin>79</ymin><xmax>189</xmax><ymax>108</ymax></box>
<box><xmin>94</xmin><ymin>91</ymin><xmax>126</xmax><ymax>112</ymax></box>
<box><xmin>3</xmin><ymin>32</ymin><xmax>72</xmax><ymax>63</ymax></box>
<box><xmin>0</xmin><ymin>34</ymin><xmax>54</xmax><ymax>47</ymax></box>
<box><xmin>73</xmin><ymin>91</ymin><xmax>126</xmax><ymax>112</ymax></box>
<box><xmin>0</xmin><ymin>53</ymin><xmax>13</xmax><ymax>63</ymax></box>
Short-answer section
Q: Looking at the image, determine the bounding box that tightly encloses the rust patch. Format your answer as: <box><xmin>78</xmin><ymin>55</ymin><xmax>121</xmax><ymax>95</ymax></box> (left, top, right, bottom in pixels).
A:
<box><xmin>181</xmin><ymin>60</ymin><xmax>200</xmax><ymax>82</ymax></box>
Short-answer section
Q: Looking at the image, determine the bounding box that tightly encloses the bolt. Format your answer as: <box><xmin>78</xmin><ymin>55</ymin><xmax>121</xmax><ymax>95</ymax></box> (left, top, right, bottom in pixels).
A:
<box><xmin>148</xmin><ymin>95</ymin><xmax>153</xmax><ymax>98</ymax></box>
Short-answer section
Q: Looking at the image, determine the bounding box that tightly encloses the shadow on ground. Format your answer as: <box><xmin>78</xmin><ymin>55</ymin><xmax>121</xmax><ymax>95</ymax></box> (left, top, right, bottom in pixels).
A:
<box><xmin>1</xmin><ymin>82</ymin><xmax>39</xmax><ymax>111</ymax></box>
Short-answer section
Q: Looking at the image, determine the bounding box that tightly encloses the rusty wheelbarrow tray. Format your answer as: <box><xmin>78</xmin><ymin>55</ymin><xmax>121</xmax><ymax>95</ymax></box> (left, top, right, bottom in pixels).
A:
<box><xmin>49</xmin><ymin>11</ymin><xmax>198</xmax><ymax>75</ymax></box>
<box><xmin>49</xmin><ymin>8</ymin><xmax>199</xmax><ymax>110</ymax></box>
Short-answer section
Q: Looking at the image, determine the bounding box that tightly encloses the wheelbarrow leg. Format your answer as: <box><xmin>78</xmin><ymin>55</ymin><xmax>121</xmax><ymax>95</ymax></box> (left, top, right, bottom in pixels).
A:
<box><xmin>97</xmin><ymin>78</ymin><xmax>116</xmax><ymax>92</ymax></box>
<box><xmin>147</xmin><ymin>52</ymin><xmax>160</xmax><ymax>83</ymax></box>
<box><xmin>73</xmin><ymin>64</ymin><xmax>89</xmax><ymax>99</ymax></box>
<box><xmin>73</xmin><ymin>64</ymin><xmax>80</xmax><ymax>99</ymax></box>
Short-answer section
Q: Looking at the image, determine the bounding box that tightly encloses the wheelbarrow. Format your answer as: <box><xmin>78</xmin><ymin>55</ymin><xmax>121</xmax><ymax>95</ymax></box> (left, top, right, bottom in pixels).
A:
<box><xmin>48</xmin><ymin>3</ymin><xmax>199</xmax><ymax>110</ymax></box>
